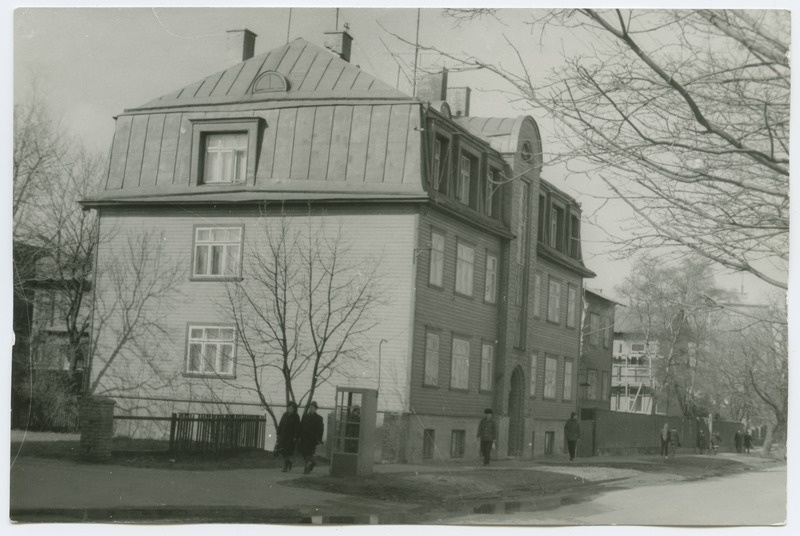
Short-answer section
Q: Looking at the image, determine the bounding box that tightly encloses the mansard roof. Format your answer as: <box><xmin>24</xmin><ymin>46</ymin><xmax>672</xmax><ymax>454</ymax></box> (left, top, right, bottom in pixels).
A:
<box><xmin>130</xmin><ymin>38</ymin><xmax>412</xmax><ymax>112</ymax></box>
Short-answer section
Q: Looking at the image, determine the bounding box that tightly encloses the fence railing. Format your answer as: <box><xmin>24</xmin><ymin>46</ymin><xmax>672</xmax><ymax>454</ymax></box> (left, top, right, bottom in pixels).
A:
<box><xmin>168</xmin><ymin>413</ymin><xmax>266</xmax><ymax>455</ymax></box>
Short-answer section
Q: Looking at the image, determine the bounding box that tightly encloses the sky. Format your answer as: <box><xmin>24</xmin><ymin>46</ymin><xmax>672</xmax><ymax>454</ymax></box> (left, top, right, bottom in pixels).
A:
<box><xmin>9</xmin><ymin>4</ymin><xmax>792</xmax><ymax>303</ymax></box>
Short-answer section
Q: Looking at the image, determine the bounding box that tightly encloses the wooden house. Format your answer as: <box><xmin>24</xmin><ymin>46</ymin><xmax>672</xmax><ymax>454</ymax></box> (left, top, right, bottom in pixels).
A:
<box><xmin>83</xmin><ymin>29</ymin><xmax>596</xmax><ymax>462</ymax></box>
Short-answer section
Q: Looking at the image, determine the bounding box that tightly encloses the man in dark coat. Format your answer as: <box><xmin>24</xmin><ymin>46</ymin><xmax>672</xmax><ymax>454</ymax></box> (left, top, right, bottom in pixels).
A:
<box><xmin>734</xmin><ymin>429</ymin><xmax>743</xmax><ymax>453</ymax></box>
<box><xmin>276</xmin><ymin>402</ymin><xmax>300</xmax><ymax>472</ymax></box>
<box><xmin>743</xmin><ymin>430</ymin><xmax>753</xmax><ymax>453</ymax></box>
<box><xmin>299</xmin><ymin>401</ymin><xmax>325</xmax><ymax>474</ymax></box>
<box><xmin>477</xmin><ymin>408</ymin><xmax>496</xmax><ymax>466</ymax></box>
<box><xmin>564</xmin><ymin>412</ymin><xmax>581</xmax><ymax>461</ymax></box>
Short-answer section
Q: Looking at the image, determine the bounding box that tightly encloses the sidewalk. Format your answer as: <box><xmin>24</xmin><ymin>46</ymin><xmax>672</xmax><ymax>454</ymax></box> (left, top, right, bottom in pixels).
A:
<box><xmin>10</xmin><ymin>449</ymin><xmax>780</xmax><ymax>523</ymax></box>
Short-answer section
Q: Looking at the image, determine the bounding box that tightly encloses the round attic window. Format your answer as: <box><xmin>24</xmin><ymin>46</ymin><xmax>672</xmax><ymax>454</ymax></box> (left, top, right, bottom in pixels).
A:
<box><xmin>252</xmin><ymin>71</ymin><xmax>289</xmax><ymax>93</ymax></box>
<box><xmin>521</xmin><ymin>141</ymin><xmax>534</xmax><ymax>162</ymax></box>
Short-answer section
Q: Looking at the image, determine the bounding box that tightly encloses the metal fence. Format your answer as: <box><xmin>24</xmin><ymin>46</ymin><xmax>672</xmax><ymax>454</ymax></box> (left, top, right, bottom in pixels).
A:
<box><xmin>168</xmin><ymin>413</ymin><xmax>267</xmax><ymax>455</ymax></box>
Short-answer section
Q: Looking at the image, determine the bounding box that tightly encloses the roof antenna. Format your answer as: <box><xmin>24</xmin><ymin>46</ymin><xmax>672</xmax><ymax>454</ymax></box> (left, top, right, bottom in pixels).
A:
<box><xmin>412</xmin><ymin>8</ymin><xmax>420</xmax><ymax>98</ymax></box>
<box><xmin>286</xmin><ymin>8</ymin><xmax>292</xmax><ymax>44</ymax></box>
<box><xmin>335</xmin><ymin>8</ymin><xmax>339</xmax><ymax>31</ymax></box>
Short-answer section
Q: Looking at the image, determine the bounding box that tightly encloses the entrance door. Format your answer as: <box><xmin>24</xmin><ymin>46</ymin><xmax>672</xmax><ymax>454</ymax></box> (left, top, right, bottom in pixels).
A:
<box><xmin>508</xmin><ymin>366</ymin><xmax>525</xmax><ymax>456</ymax></box>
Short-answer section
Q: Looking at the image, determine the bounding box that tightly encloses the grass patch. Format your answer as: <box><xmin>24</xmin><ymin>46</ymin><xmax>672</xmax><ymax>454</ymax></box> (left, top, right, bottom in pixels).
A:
<box><xmin>284</xmin><ymin>468</ymin><xmax>588</xmax><ymax>505</ymax></box>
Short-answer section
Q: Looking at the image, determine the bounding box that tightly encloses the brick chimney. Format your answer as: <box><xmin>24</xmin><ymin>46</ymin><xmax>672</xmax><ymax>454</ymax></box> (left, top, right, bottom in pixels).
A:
<box><xmin>226</xmin><ymin>29</ymin><xmax>257</xmax><ymax>65</ymax></box>
<box><xmin>324</xmin><ymin>30</ymin><xmax>353</xmax><ymax>63</ymax></box>
<box><xmin>416</xmin><ymin>68</ymin><xmax>448</xmax><ymax>102</ymax></box>
<box><xmin>448</xmin><ymin>87</ymin><xmax>471</xmax><ymax>117</ymax></box>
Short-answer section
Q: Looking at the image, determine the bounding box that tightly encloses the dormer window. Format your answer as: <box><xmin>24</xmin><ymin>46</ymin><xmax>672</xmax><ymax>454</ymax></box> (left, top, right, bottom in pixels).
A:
<box><xmin>458</xmin><ymin>155</ymin><xmax>471</xmax><ymax>205</ymax></box>
<box><xmin>252</xmin><ymin>71</ymin><xmax>289</xmax><ymax>93</ymax></box>
<box><xmin>204</xmin><ymin>133</ymin><xmax>248</xmax><ymax>183</ymax></box>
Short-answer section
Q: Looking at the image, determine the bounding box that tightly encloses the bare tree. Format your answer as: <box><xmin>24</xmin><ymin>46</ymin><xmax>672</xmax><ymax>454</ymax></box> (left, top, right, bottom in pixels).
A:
<box><xmin>388</xmin><ymin>9</ymin><xmax>789</xmax><ymax>289</ymax></box>
<box><xmin>616</xmin><ymin>255</ymin><xmax>733</xmax><ymax>417</ymax></box>
<box><xmin>87</xmin><ymin>231</ymin><xmax>184</xmax><ymax>398</ymax></box>
<box><xmin>219</xmin><ymin>209</ymin><xmax>381</xmax><ymax>430</ymax></box>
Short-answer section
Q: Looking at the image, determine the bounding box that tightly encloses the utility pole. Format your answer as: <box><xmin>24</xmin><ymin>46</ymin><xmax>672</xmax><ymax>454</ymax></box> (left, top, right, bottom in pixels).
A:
<box><xmin>412</xmin><ymin>8</ymin><xmax>420</xmax><ymax>97</ymax></box>
<box><xmin>286</xmin><ymin>8</ymin><xmax>292</xmax><ymax>44</ymax></box>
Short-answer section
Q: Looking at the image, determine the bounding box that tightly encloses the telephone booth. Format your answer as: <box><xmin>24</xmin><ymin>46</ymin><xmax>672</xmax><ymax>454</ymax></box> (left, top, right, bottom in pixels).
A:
<box><xmin>330</xmin><ymin>387</ymin><xmax>377</xmax><ymax>476</ymax></box>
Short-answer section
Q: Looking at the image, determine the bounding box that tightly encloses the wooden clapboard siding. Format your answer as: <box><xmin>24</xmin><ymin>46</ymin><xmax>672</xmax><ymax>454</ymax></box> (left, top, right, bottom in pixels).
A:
<box><xmin>408</xmin><ymin>207</ymin><xmax>501</xmax><ymax>417</ymax></box>
<box><xmin>92</xmin><ymin>204</ymin><xmax>417</xmax><ymax>414</ymax></box>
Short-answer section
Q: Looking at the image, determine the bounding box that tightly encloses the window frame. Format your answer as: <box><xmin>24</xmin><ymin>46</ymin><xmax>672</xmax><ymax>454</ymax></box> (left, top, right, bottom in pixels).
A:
<box><xmin>185</xmin><ymin>324</ymin><xmax>237</xmax><ymax>378</ymax></box>
<box><xmin>587</xmin><ymin>369</ymin><xmax>599</xmax><ymax>400</ymax></box>
<box><xmin>454</xmin><ymin>239</ymin><xmax>475</xmax><ymax>298</ymax></box>
<box><xmin>190</xmin><ymin>118</ymin><xmax>261</xmax><ymax>186</ymax></box>
<box><xmin>450</xmin><ymin>429</ymin><xmax>466</xmax><ymax>458</ymax></box>
<box><xmin>450</xmin><ymin>335</ymin><xmax>471</xmax><ymax>391</ymax></box>
<box><xmin>547</xmin><ymin>276</ymin><xmax>562</xmax><ymax>324</ymax></box>
<box><xmin>550</xmin><ymin>202</ymin><xmax>566</xmax><ymax>251</ymax></box>
<box><xmin>190</xmin><ymin>224</ymin><xmax>245</xmax><ymax>281</ymax></box>
<box><xmin>563</xmin><ymin>359</ymin><xmax>573</xmax><ymax>401</ymax></box>
<box><xmin>422</xmin><ymin>429</ymin><xmax>436</xmax><ymax>460</ymax></box>
<box><xmin>543</xmin><ymin>355</ymin><xmax>558</xmax><ymax>400</ymax></box>
<box><xmin>590</xmin><ymin>313</ymin><xmax>601</xmax><ymax>346</ymax></box>
<box><xmin>529</xmin><ymin>353</ymin><xmax>538</xmax><ymax>398</ymax></box>
<box><xmin>480</xmin><ymin>342</ymin><xmax>494</xmax><ymax>392</ymax></box>
<box><xmin>484</xmin><ymin>252</ymin><xmax>498</xmax><ymax>304</ymax></box>
<box><xmin>428</xmin><ymin>229</ymin><xmax>445</xmax><ymax>289</ymax></box>
<box><xmin>532</xmin><ymin>272</ymin><xmax>542</xmax><ymax>318</ymax></box>
<box><xmin>601</xmin><ymin>370</ymin><xmax>610</xmax><ymax>402</ymax></box>
<box><xmin>423</xmin><ymin>328</ymin><xmax>441</xmax><ymax>387</ymax></box>
<box><xmin>566</xmin><ymin>284</ymin><xmax>577</xmax><ymax>329</ymax></box>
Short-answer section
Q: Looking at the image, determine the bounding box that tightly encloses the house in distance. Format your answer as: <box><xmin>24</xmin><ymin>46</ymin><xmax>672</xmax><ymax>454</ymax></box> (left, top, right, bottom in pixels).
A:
<box><xmin>83</xmin><ymin>28</ymin><xmax>596</xmax><ymax>463</ymax></box>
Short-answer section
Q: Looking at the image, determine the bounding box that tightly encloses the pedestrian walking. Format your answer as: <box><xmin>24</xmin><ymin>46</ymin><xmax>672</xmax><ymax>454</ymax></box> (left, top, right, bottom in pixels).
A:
<box><xmin>668</xmin><ymin>428</ymin><xmax>681</xmax><ymax>458</ymax></box>
<box><xmin>660</xmin><ymin>423</ymin><xmax>670</xmax><ymax>458</ymax></box>
<box><xmin>299</xmin><ymin>401</ymin><xmax>324</xmax><ymax>474</ymax></box>
<box><xmin>563</xmin><ymin>412</ymin><xmax>581</xmax><ymax>461</ymax></box>
<box><xmin>276</xmin><ymin>402</ymin><xmax>301</xmax><ymax>472</ymax></box>
<box><xmin>696</xmin><ymin>428</ymin><xmax>707</xmax><ymax>454</ymax></box>
<box><xmin>477</xmin><ymin>408</ymin><xmax>497</xmax><ymax>466</ymax></box>
<box><xmin>734</xmin><ymin>429</ymin><xmax>743</xmax><ymax>453</ymax></box>
<box><xmin>743</xmin><ymin>430</ymin><xmax>753</xmax><ymax>454</ymax></box>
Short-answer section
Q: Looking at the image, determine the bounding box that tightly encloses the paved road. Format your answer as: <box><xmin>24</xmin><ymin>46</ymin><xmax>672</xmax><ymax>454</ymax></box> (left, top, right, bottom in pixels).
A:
<box><xmin>442</xmin><ymin>465</ymin><xmax>786</xmax><ymax>526</ymax></box>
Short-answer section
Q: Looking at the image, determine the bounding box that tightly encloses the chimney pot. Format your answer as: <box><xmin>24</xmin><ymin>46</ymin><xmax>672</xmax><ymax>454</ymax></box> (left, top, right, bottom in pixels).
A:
<box><xmin>226</xmin><ymin>29</ymin><xmax>257</xmax><ymax>66</ymax></box>
<box><xmin>416</xmin><ymin>68</ymin><xmax>448</xmax><ymax>103</ymax></box>
<box><xmin>324</xmin><ymin>30</ymin><xmax>353</xmax><ymax>63</ymax></box>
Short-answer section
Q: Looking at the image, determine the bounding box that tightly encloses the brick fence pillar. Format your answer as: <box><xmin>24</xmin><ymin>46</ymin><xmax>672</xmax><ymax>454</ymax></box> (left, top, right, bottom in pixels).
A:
<box><xmin>79</xmin><ymin>396</ymin><xmax>116</xmax><ymax>462</ymax></box>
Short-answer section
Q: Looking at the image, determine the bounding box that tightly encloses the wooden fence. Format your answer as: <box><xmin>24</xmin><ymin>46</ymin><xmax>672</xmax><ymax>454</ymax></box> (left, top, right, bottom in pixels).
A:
<box><xmin>168</xmin><ymin>413</ymin><xmax>266</xmax><ymax>455</ymax></box>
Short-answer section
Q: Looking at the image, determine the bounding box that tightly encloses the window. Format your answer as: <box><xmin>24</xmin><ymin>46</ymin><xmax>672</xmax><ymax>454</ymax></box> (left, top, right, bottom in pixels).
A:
<box><xmin>516</xmin><ymin>183</ymin><xmax>529</xmax><ymax>263</ymax></box>
<box><xmin>569</xmin><ymin>214</ymin><xmax>581</xmax><ymax>259</ymax></box>
<box><xmin>587</xmin><ymin>369</ymin><xmax>599</xmax><ymax>400</ymax></box>
<box><xmin>193</xmin><ymin>226</ymin><xmax>243</xmax><ymax>278</ymax></box>
<box><xmin>480</xmin><ymin>344</ymin><xmax>493</xmax><ymax>391</ymax></box>
<box><xmin>631</xmin><ymin>343</ymin><xmax>645</xmax><ymax>353</ymax></box>
<box><xmin>450</xmin><ymin>337</ymin><xmax>470</xmax><ymax>389</ymax></box>
<box><xmin>424</xmin><ymin>331</ymin><xmax>440</xmax><ymax>386</ymax></box>
<box><xmin>544</xmin><ymin>431</ymin><xmax>554</xmax><ymax>455</ymax></box>
<box><xmin>252</xmin><ymin>71</ymin><xmax>289</xmax><ymax>93</ymax></box>
<box><xmin>567</xmin><ymin>285</ymin><xmax>577</xmax><ymax>328</ymax></box>
<box><xmin>589</xmin><ymin>313</ymin><xmax>601</xmax><ymax>346</ymax></box>
<box><xmin>544</xmin><ymin>356</ymin><xmax>557</xmax><ymax>399</ymax></box>
<box><xmin>563</xmin><ymin>360</ymin><xmax>573</xmax><ymax>401</ymax></box>
<box><xmin>485</xmin><ymin>170</ymin><xmax>496</xmax><ymax>217</ymax></box>
<box><xmin>186</xmin><ymin>326</ymin><xmax>236</xmax><ymax>377</ymax></box>
<box><xmin>550</xmin><ymin>204</ymin><xmax>565</xmax><ymax>250</ymax></box>
<box><xmin>429</xmin><ymin>232</ymin><xmax>445</xmax><ymax>287</ymax></box>
<box><xmin>191</xmin><ymin>118</ymin><xmax>260</xmax><ymax>186</ymax></box>
<box><xmin>529</xmin><ymin>354</ymin><xmax>538</xmax><ymax>397</ymax></box>
<box><xmin>533</xmin><ymin>273</ymin><xmax>542</xmax><ymax>318</ymax></box>
<box><xmin>203</xmin><ymin>133</ymin><xmax>248</xmax><ymax>183</ymax></box>
<box><xmin>432</xmin><ymin>136</ymin><xmax>449</xmax><ymax>194</ymax></box>
<box><xmin>458</xmin><ymin>155</ymin><xmax>471</xmax><ymax>205</ymax></box>
<box><xmin>484</xmin><ymin>254</ymin><xmax>497</xmax><ymax>304</ymax></box>
<box><xmin>601</xmin><ymin>371</ymin><xmax>610</xmax><ymax>401</ymax></box>
<box><xmin>514</xmin><ymin>306</ymin><xmax>526</xmax><ymax>350</ymax></box>
<box><xmin>423</xmin><ymin>429</ymin><xmax>435</xmax><ymax>459</ymax></box>
<box><xmin>537</xmin><ymin>194</ymin><xmax>546</xmax><ymax>243</ymax></box>
<box><xmin>603</xmin><ymin>318</ymin><xmax>612</xmax><ymax>348</ymax></box>
<box><xmin>450</xmin><ymin>430</ymin><xmax>466</xmax><ymax>458</ymax></box>
<box><xmin>455</xmin><ymin>242</ymin><xmax>474</xmax><ymax>296</ymax></box>
<box><xmin>548</xmin><ymin>278</ymin><xmax>562</xmax><ymax>323</ymax></box>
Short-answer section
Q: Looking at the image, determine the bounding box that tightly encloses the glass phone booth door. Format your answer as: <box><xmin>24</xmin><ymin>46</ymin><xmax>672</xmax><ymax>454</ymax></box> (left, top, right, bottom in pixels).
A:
<box><xmin>330</xmin><ymin>387</ymin><xmax>377</xmax><ymax>476</ymax></box>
